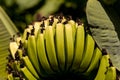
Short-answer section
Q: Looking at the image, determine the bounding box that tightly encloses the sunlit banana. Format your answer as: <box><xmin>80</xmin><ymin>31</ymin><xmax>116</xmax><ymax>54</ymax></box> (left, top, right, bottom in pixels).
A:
<box><xmin>94</xmin><ymin>54</ymin><xmax>110</xmax><ymax>80</ymax></box>
<box><xmin>27</xmin><ymin>32</ymin><xmax>40</xmax><ymax>75</ymax></box>
<box><xmin>16</xmin><ymin>35</ymin><xmax>22</xmax><ymax>46</ymax></box>
<box><xmin>7</xmin><ymin>15</ymin><xmax>118</xmax><ymax>80</ymax></box>
<box><xmin>64</xmin><ymin>23</ymin><xmax>74</xmax><ymax>71</ymax></box>
<box><xmin>68</xmin><ymin>19</ymin><xmax>76</xmax><ymax>43</ymax></box>
<box><xmin>84</xmin><ymin>47</ymin><xmax>102</xmax><ymax>75</ymax></box>
<box><xmin>14</xmin><ymin>61</ymin><xmax>21</xmax><ymax>71</ymax></box>
<box><xmin>23</xmin><ymin>32</ymin><xmax>29</xmax><ymax>49</ymax></box>
<box><xmin>20</xmin><ymin>66</ymin><xmax>37</xmax><ymax>80</ymax></box>
<box><xmin>21</xmin><ymin>28</ymin><xmax>31</xmax><ymax>43</ymax></box>
<box><xmin>33</xmin><ymin>21</ymin><xmax>41</xmax><ymax>37</ymax></box>
<box><xmin>71</xmin><ymin>24</ymin><xmax>84</xmax><ymax>72</ymax></box>
<box><xmin>7</xmin><ymin>73</ymin><xmax>13</xmax><ymax>80</ymax></box>
<box><xmin>37</xmin><ymin>30</ymin><xmax>54</xmax><ymax>75</ymax></box>
<box><xmin>45</xmin><ymin>26</ymin><xmax>59</xmax><ymax>72</ymax></box>
<box><xmin>44</xmin><ymin>19</ymin><xmax>49</xmax><ymax>28</ymax></box>
<box><xmin>79</xmin><ymin>34</ymin><xmax>95</xmax><ymax>72</ymax></box>
<box><xmin>22</xmin><ymin>56</ymin><xmax>39</xmax><ymax>79</ymax></box>
<box><xmin>105</xmin><ymin>66</ymin><xmax>116</xmax><ymax>80</ymax></box>
<box><xmin>55</xmin><ymin>23</ymin><xmax>65</xmax><ymax>71</ymax></box>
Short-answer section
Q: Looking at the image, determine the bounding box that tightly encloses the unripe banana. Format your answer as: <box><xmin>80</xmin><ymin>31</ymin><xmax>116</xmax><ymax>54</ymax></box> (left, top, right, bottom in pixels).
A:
<box><xmin>71</xmin><ymin>24</ymin><xmax>84</xmax><ymax>72</ymax></box>
<box><xmin>27</xmin><ymin>33</ymin><xmax>41</xmax><ymax>75</ymax></box>
<box><xmin>22</xmin><ymin>56</ymin><xmax>39</xmax><ymax>79</ymax></box>
<box><xmin>37</xmin><ymin>31</ymin><xmax>54</xmax><ymax>75</ymax></box>
<box><xmin>55</xmin><ymin>23</ymin><xmax>65</xmax><ymax>71</ymax></box>
<box><xmin>7</xmin><ymin>15</ymin><xmax>118</xmax><ymax>80</ymax></box>
<box><xmin>79</xmin><ymin>34</ymin><xmax>95</xmax><ymax>72</ymax></box>
<box><xmin>7</xmin><ymin>73</ymin><xmax>13</xmax><ymax>80</ymax></box>
<box><xmin>20</xmin><ymin>66</ymin><xmax>37</xmax><ymax>80</ymax></box>
<box><xmin>45</xmin><ymin>26</ymin><xmax>59</xmax><ymax>72</ymax></box>
<box><xmin>17</xmin><ymin>49</ymin><xmax>23</xmax><ymax>59</ymax></box>
<box><xmin>94</xmin><ymin>54</ymin><xmax>110</xmax><ymax>80</ymax></box>
<box><xmin>68</xmin><ymin>20</ymin><xmax>76</xmax><ymax>43</ymax></box>
<box><xmin>84</xmin><ymin>47</ymin><xmax>102</xmax><ymax>75</ymax></box>
<box><xmin>22</xmin><ymin>28</ymin><xmax>31</xmax><ymax>43</ymax></box>
<box><xmin>105</xmin><ymin>66</ymin><xmax>116</xmax><ymax>80</ymax></box>
<box><xmin>64</xmin><ymin>23</ymin><xmax>74</xmax><ymax>71</ymax></box>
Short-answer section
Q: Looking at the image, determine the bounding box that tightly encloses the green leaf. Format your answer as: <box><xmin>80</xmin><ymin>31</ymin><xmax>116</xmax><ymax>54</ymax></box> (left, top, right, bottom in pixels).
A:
<box><xmin>0</xmin><ymin>6</ymin><xmax>18</xmax><ymax>79</ymax></box>
<box><xmin>86</xmin><ymin>0</ymin><xmax>120</xmax><ymax>71</ymax></box>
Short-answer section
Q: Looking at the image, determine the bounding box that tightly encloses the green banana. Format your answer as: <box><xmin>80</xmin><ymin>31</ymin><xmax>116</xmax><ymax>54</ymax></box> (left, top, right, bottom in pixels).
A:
<box><xmin>27</xmin><ymin>32</ymin><xmax>40</xmax><ymax>75</ymax></box>
<box><xmin>7</xmin><ymin>73</ymin><xmax>13</xmax><ymax>80</ymax></box>
<box><xmin>22</xmin><ymin>28</ymin><xmax>31</xmax><ymax>43</ymax></box>
<box><xmin>105</xmin><ymin>66</ymin><xmax>116</xmax><ymax>80</ymax></box>
<box><xmin>79</xmin><ymin>34</ymin><xmax>95</xmax><ymax>72</ymax></box>
<box><xmin>64</xmin><ymin>23</ymin><xmax>74</xmax><ymax>71</ymax></box>
<box><xmin>44</xmin><ymin>19</ymin><xmax>49</xmax><ymax>28</ymax></box>
<box><xmin>23</xmin><ymin>39</ymin><xmax>28</xmax><ymax>49</ymax></box>
<box><xmin>23</xmin><ymin>32</ymin><xmax>29</xmax><ymax>49</ymax></box>
<box><xmin>94</xmin><ymin>54</ymin><xmax>110</xmax><ymax>80</ymax></box>
<box><xmin>71</xmin><ymin>24</ymin><xmax>85</xmax><ymax>72</ymax></box>
<box><xmin>28</xmin><ymin>24</ymin><xmax>34</xmax><ymax>30</ymax></box>
<box><xmin>68</xmin><ymin>20</ymin><xmax>76</xmax><ymax>43</ymax></box>
<box><xmin>52</xmin><ymin>17</ymin><xmax>58</xmax><ymax>36</ymax></box>
<box><xmin>13</xmin><ymin>77</ymin><xmax>20</xmax><ymax>80</ymax></box>
<box><xmin>6</xmin><ymin>15</ymin><xmax>118</xmax><ymax>80</ymax></box>
<box><xmin>37</xmin><ymin>30</ymin><xmax>54</xmax><ymax>75</ymax></box>
<box><xmin>55</xmin><ymin>23</ymin><xmax>65</xmax><ymax>71</ymax></box>
<box><xmin>20</xmin><ymin>66</ymin><xmax>37</xmax><ymax>80</ymax></box>
<box><xmin>17</xmin><ymin>48</ymin><xmax>23</xmax><ymax>59</ymax></box>
<box><xmin>33</xmin><ymin>22</ymin><xmax>41</xmax><ymax>37</ymax></box>
<box><xmin>14</xmin><ymin>61</ymin><xmax>21</xmax><ymax>71</ymax></box>
<box><xmin>84</xmin><ymin>47</ymin><xmax>102</xmax><ymax>75</ymax></box>
<box><xmin>16</xmin><ymin>36</ymin><xmax>21</xmax><ymax>46</ymax></box>
<box><xmin>22</xmin><ymin>56</ymin><xmax>39</xmax><ymax>79</ymax></box>
<box><xmin>45</xmin><ymin>26</ymin><xmax>59</xmax><ymax>72</ymax></box>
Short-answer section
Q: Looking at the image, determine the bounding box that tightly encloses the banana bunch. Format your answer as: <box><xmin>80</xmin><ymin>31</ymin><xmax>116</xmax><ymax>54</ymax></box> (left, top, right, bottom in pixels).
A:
<box><xmin>7</xmin><ymin>15</ymin><xmax>118</xmax><ymax>80</ymax></box>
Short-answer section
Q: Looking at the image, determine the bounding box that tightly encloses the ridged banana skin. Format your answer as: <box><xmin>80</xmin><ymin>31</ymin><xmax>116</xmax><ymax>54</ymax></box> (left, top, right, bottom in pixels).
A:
<box><xmin>84</xmin><ymin>47</ymin><xmax>102</xmax><ymax>75</ymax></box>
<box><xmin>79</xmin><ymin>34</ymin><xmax>95</xmax><ymax>72</ymax></box>
<box><xmin>55</xmin><ymin>23</ymin><xmax>65</xmax><ymax>71</ymax></box>
<box><xmin>37</xmin><ymin>33</ymin><xmax>54</xmax><ymax>74</ymax></box>
<box><xmin>52</xmin><ymin>18</ymin><xmax>58</xmax><ymax>36</ymax></box>
<box><xmin>45</xmin><ymin>26</ymin><xmax>59</xmax><ymax>72</ymax></box>
<box><xmin>105</xmin><ymin>67</ymin><xmax>116</xmax><ymax>80</ymax></box>
<box><xmin>94</xmin><ymin>55</ymin><xmax>110</xmax><ymax>80</ymax></box>
<box><xmin>20</xmin><ymin>67</ymin><xmax>37</xmax><ymax>80</ymax></box>
<box><xmin>7</xmin><ymin>73</ymin><xmax>13</xmax><ymax>80</ymax></box>
<box><xmin>64</xmin><ymin>24</ymin><xmax>74</xmax><ymax>71</ymax></box>
<box><xmin>71</xmin><ymin>25</ymin><xmax>84</xmax><ymax>72</ymax></box>
<box><xmin>68</xmin><ymin>20</ymin><xmax>76</xmax><ymax>43</ymax></box>
<box><xmin>27</xmin><ymin>35</ymin><xmax>41</xmax><ymax>75</ymax></box>
<box><xmin>22</xmin><ymin>56</ymin><xmax>39</xmax><ymax>79</ymax></box>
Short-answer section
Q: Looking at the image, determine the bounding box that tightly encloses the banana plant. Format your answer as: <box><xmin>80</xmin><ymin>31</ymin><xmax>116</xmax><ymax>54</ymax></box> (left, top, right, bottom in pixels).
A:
<box><xmin>0</xmin><ymin>0</ymin><xmax>120</xmax><ymax>79</ymax></box>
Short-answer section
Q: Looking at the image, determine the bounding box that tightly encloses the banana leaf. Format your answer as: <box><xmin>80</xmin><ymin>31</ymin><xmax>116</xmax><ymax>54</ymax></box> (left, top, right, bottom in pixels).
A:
<box><xmin>86</xmin><ymin>0</ymin><xmax>120</xmax><ymax>72</ymax></box>
<box><xmin>0</xmin><ymin>6</ymin><xmax>18</xmax><ymax>80</ymax></box>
